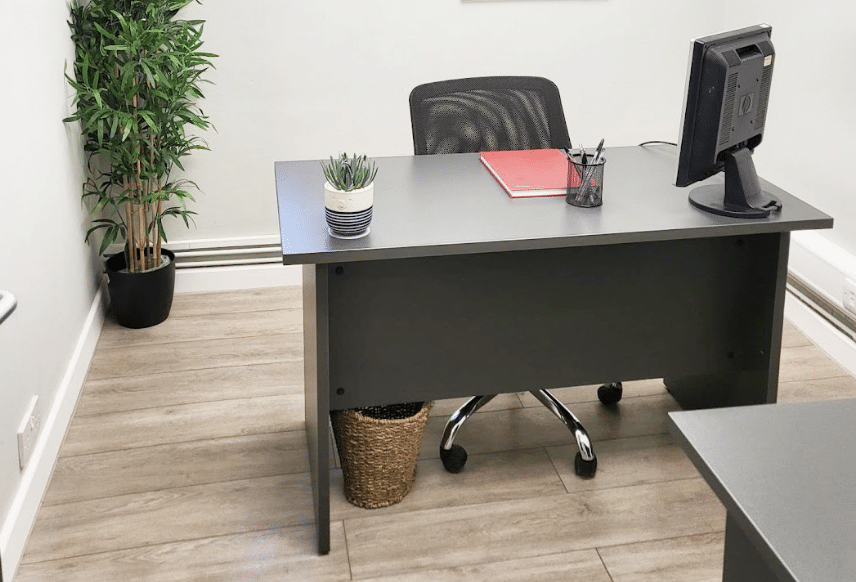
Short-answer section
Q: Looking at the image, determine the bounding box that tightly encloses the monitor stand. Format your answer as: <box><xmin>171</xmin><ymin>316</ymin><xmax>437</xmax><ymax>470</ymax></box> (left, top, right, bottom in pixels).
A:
<box><xmin>688</xmin><ymin>147</ymin><xmax>782</xmax><ymax>219</ymax></box>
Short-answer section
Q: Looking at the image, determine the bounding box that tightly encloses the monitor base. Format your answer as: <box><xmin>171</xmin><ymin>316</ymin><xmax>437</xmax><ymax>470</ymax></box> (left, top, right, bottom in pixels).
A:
<box><xmin>689</xmin><ymin>185</ymin><xmax>781</xmax><ymax>219</ymax></box>
<box><xmin>688</xmin><ymin>147</ymin><xmax>782</xmax><ymax>219</ymax></box>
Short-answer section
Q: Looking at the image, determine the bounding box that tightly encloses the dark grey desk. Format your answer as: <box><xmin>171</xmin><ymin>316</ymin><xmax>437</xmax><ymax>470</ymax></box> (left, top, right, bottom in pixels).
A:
<box><xmin>669</xmin><ymin>400</ymin><xmax>856</xmax><ymax>582</ymax></box>
<box><xmin>274</xmin><ymin>145</ymin><xmax>832</xmax><ymax>554</ymax></box>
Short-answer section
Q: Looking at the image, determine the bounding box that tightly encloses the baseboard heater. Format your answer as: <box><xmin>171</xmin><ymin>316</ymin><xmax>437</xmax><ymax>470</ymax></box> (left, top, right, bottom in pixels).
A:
<box><xmin>171</xmin><ymin>243</ymin><xmax>283</xmax><ymax>269</ymax></box>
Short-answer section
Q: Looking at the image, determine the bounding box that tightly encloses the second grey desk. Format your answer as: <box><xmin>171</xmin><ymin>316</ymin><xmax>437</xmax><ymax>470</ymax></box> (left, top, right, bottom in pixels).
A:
<box><xmin>274</xmin><ymin>146</ymin><xmax>832</xmax><ymax>554</ymax></box>
<box><xmin>670</xmin><ymin>399</ymin><xmax>856</xmax><ymax>582</ymax></box>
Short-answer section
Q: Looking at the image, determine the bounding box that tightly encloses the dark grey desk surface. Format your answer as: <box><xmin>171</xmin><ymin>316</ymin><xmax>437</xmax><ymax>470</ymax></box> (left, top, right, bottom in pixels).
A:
<box><xmin>275</xmin><ymin>145</ymin><xmax>832</xmax><ymax>265</ymax></box>
<box><xmin>669</xmin><ymin>399</ymin><xmax>856</xmax><ymax>582</ymax></box>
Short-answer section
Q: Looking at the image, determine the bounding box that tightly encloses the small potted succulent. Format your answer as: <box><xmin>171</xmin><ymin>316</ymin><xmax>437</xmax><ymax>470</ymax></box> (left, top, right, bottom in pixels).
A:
<box><xmin>321</xmin><ymin>153</ymin><xmax>377</xmax><ymax>239</ymax></box>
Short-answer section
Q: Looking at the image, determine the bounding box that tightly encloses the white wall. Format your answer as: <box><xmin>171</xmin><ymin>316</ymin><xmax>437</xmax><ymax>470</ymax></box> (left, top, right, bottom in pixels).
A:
<box><xmin>0</xmin><ymin>0</ymin><xmax>102</xmax><ymax>578</ymax></box>
<box><xmin>171</xmin><ymin>0</ymin><xmax>724</xmax><ymax>244</ymax></box>
<box><xmin>722</xmin><ymin>1</ymin><xmax>856</xmax><ymax>260</ymax></box>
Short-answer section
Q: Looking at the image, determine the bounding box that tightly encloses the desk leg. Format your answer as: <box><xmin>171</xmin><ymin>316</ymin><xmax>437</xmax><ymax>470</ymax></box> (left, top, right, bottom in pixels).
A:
<box><xmin>666</xmin><ymin>232</ymin><xmax>790</xmax><ymax>410</ymax></box>
<box><xmin>722</xmin><ymin>514</ymin><xmax>779</xmax><ymax>582</ymax></box>
<box><xmin>303</xmin><ymin>265</ymin><xmax>331</xmax><ymax>555</ymax></box>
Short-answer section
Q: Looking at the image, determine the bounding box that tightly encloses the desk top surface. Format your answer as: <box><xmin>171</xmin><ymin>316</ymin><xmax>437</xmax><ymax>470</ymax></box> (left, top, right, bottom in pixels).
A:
<box><xmin>669</xmin><ymin>399</ymin><xmax>856</xmax><ymax>582</ymax></box>
<box><xmin>275</xmin><ymin>145</ymin><xmax>832</xmax><ymax>264</ymax></box>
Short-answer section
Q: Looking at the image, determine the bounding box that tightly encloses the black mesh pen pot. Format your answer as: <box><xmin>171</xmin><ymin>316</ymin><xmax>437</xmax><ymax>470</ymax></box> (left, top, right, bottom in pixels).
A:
<box><xmin>105</xmin><ymin>248</ymin><xmax>176</xmax><ymax>329</ymax></box>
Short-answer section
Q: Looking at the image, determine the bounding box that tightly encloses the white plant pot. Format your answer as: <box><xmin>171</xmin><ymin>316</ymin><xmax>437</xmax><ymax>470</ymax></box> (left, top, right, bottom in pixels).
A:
<box><xmin>324</xmin><ymin>181</ymin><xmax>373</xmax><ymax>238</ymax></box>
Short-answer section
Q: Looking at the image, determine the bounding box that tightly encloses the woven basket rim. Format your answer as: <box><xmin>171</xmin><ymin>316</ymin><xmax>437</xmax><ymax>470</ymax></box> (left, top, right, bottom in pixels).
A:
<box><xmin>334</xmin><ymin>402</ymin><xmax>432</xmax><ymax>425</ymax></box>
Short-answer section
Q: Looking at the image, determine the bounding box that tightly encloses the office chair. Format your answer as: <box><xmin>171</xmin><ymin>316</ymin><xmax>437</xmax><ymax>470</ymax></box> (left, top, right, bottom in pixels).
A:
<box><xmin>409</xmin><ymin>76</ymin><xmax>623</xmax><ymax>478</ymax></box>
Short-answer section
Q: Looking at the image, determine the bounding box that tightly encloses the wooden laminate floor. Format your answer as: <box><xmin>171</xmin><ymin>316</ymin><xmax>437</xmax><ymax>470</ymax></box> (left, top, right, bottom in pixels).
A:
<box><xmin>15</xmin><ymin>286</ymin><xmax>856</xmax><ymax>581</ymax></box>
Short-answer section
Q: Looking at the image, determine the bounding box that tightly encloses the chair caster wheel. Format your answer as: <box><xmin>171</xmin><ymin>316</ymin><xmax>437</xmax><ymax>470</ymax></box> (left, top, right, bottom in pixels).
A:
<box><xmin>440</xmin><ymin>444</ymin><xmax>468</xmax><ymax>473</ymax></box>
<box><xmin>597</xmin><ymin>382</ymin><xmax>623</xmax><ymax>405</ymax></box>
<box><xmin>574</xmin><ymin>452</ymin><xmax>597</xmax><ymax>478</ymax></box>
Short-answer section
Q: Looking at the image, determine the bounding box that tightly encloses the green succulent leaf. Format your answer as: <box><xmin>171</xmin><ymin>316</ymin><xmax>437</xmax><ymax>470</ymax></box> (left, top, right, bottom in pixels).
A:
<box><xmin>320</xmin><ymin>153</ymin><xmax>378</xmax><ymax>192</ymax></box>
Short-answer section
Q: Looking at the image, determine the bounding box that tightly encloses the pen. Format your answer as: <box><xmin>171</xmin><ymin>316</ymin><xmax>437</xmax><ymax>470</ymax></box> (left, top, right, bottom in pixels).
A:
<box><xmin>578</xmin><ymin>139</ymin><xmax>604</xmax><ymax>204</ymax></box>
<box><xmin>592</xmin><ymin>139</ymin><xmax>604</xmax><ymax>163</ymax></box>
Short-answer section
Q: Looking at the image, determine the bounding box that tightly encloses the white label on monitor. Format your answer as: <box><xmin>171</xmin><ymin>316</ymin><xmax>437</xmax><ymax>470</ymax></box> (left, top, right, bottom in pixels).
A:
<box><xmin>764</xmin><ymin>55</ymin><xmax>773</xmax><ymax>67</ymax></box>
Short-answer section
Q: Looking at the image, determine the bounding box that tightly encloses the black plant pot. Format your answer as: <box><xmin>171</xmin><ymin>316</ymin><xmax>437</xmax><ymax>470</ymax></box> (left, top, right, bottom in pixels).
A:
<box><xmin>105</xmin><ymin>249</ymin><xmax>176</xmax><ymax>329</ymax></box>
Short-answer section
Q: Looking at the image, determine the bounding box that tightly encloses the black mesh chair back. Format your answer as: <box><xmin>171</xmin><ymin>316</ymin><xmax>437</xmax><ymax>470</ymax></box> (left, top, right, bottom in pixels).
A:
<box><xmin>409</xmin><ymin>76</ymin><xmax>571</xmax><ymax>155</ymax></box>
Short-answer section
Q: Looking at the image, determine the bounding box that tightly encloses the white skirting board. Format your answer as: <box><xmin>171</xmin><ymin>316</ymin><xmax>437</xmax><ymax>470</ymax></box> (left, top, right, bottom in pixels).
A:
<box><xmin>0</xmin><ymin>279</ymin><xmax>108</xmax><ymax>582</ymax></box>
<box><xmin>785</xmin><ymin>291</ymin><xmax>856</xmax><ymax>379</ymax></box>
<box><xmin>786</xmin><ymin>231</ymin><xmax>856</xmax><ymax>378</ymax></box>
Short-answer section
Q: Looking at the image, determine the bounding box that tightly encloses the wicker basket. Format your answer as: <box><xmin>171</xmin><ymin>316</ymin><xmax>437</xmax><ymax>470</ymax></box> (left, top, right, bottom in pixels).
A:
<box><xmin>331</xmin><ymin>401</ymin><xmax>433</xmax><ymax>509</ymax></box>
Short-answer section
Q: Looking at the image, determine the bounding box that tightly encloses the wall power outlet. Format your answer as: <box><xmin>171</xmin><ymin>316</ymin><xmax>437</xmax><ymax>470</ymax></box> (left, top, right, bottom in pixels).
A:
<box><xmin>844</xmin><ymin>279</ymin><xmax>856</xmax><ymax>316</ymax></box>
<box><xmin>17</xmin><ymin>396</ymin><xmax>40</xmax><ymax>470</ymax></box>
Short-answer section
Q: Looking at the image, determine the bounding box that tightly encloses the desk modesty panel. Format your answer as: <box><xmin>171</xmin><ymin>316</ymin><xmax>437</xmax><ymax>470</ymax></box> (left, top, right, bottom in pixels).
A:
<box><xmin>274</xmin><ymin>146</ymin><xmax>832</xmax><ymax>265</ymax></box>
<box><xmin>670</xmin><ymin>400</ymin><xmax>856</xmax><ymax>582</ymax></box>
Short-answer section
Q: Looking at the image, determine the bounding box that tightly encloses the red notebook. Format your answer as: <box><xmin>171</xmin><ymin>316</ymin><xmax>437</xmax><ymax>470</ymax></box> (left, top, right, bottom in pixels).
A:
<box><xmin>480</xmin><ymin>149</ymin><xmax>581</xmax><ymax>198</ymax></box>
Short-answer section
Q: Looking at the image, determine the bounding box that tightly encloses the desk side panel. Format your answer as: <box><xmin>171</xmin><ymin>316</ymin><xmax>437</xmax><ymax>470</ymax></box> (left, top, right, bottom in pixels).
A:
<box><xmin>302</xmin><ymin>264</ymin><xmax>330</xmax><ymax>554</ymax></box>
<box><xmin>326</xmin><ymin>236</ymin><xmax>772</xmax><ymax>410</ymax></box>
<box><xmin>664</xmin><ymin>232</ymin><xmax>788</xmax><ymax>408</ymax></box>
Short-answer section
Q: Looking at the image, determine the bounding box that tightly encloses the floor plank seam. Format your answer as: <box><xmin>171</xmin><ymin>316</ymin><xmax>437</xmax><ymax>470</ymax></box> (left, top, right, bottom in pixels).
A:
<box><xmin>71</xmin><ymin>395</ymin><xmax>306</xmax><ymax>418</ymax></box>
<box><xmin>165</xmin><ymin>306</ymin><xmax>302</xmax><ymax>320</ymax></box>
<box><xmin>38</xmin><ymin>470</ymin><xmax>308</xmax><ymax>509</ymax></box>
<box><xmin>57</xmin><ymin>428</ymin><xmax>304</xmax><ymax>454</ymax></box>
<box><xmin>592</xmin><ymin>527</ymin><xmax>727</xmax><ymax>555</ymax></box>
<box><xmin>338</xmin><ymin>479</ymin><xmax>712</xmax><ymax>530</ymax></box>
<box><xmin>98</xmin><ymin>327</ymin><xmax>305</xmax><ymax>350</ymax></box>
<box><xmin>57</xmin><ymin>429</ymin><xmax>308</xmax><ymax>461</ymax></box>
<box><xmin>86</xmin><ymin>355</ymin><xmax>303</xmax><ymax>382</ymax></box>
<box><xmin>595</xmin><ymin>547</ymin><xmax>617</xmax><ymax>582</ymax></box>
<box><xmin>94</xmin><ymin>330</ymin><xmax>303</xmax><ymax>353</ymax></box>
<box><xmin>341</xmin><ymin>520</ymin><xmax>355</xmax><ymax>581</ymax></box>
<box><xmin>82</xmin><ymin>360</ymin><xmax>303</xmax><ymax>386</ymax></box>
<box><xmin>69</xmin><ymin>394</ymin><xmax>305</xmax><ymax>420</ymax></box>
<box><xmin>541</xmin><ymin>445</ymin><xmax>575</xmax><ymax>494</ymax></box>
<box><xmin>779</xmin><ymin>374</ymin><xmax>852</xmax><ymax>384</ymax></box>
<box><xmin>19</xmin><ymin>524</ymin><xmax>302</xmax><ymax>566</ymax></box>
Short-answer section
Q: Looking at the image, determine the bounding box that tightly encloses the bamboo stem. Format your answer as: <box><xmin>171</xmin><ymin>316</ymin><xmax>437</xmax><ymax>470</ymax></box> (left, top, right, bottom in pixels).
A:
<box><xmin>155</xmin><ymin>196</ymin><xmax>163</xmax><ymax>260</ymax></box>
<box><xmin>123</xmin><ymin>177</ymin><xmax>135</xmax><ymax>272</ymax></box>
<box><xmin>138</xmin><ymin>196</ymin><xmax>146</xmax><ymax>270</ymax></box>
<box><xmin>151</xmin><ymin>133</ymin><xmax>159</xmax><ymax>260</ymax></box>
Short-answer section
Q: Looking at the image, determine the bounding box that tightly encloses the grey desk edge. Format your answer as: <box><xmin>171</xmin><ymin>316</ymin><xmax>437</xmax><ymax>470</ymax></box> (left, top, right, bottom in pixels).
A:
<box><xmin>275</xmin><ymin>148</ymin><xmax>833</xmax><ymax>266</ymax></box>
<box><xmin>668</xmin><ymin>410</ymin><xmax>799</xmax><ymax>582</ymax></box>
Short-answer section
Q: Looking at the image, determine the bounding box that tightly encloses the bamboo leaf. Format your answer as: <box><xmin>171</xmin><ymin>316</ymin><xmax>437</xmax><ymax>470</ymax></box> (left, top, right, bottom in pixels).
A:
<box><xmin>98</xmin><ymin>224</ymin><xmax>118</xmax><ymax>254</ymax></box>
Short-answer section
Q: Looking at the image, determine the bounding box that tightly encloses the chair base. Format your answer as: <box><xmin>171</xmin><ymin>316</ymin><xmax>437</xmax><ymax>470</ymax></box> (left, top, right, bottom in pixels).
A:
<box><xmin>439</xmin><ymin>383</ymin><xmax>623</xmax><ymax>478</ymax></box>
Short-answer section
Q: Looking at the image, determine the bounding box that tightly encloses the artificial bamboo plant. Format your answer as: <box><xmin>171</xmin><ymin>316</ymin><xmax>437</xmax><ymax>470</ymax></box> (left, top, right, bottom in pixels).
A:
<box><xmin>65</xmin><ymin>0</ymin><xmax>215</xmax><ymax>272</ymax></box>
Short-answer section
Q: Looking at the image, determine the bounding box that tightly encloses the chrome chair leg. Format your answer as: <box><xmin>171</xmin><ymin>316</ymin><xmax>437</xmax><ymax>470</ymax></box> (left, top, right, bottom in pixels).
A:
<box><xmin>531</xmin><ymin>389</ymin><xmax>597</xmax><ymax>477</ymax></box>
<box><xmin>439</xmin><ymin>394</ymin><xmax>495</xmax><ymax>473</ymax></box>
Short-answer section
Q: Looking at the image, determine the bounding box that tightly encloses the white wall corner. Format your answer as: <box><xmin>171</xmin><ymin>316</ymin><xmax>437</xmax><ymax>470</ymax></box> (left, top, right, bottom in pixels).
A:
<box><xmin>0</xmin><ymin>278</ymin><xmax>108</xmax><ymax>582</ymax></box>
<box><xmin>787</xmin><ymin>232</ymin><xmax>856</xmax><ymax>378</ymax></box>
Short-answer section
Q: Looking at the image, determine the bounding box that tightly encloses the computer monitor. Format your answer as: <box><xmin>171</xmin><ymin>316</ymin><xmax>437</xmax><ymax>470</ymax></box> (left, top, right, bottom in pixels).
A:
<box><xmin>676</xmin><ymin>24</ymin><xmax>782</xmax><ymax>219</ymax></box>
